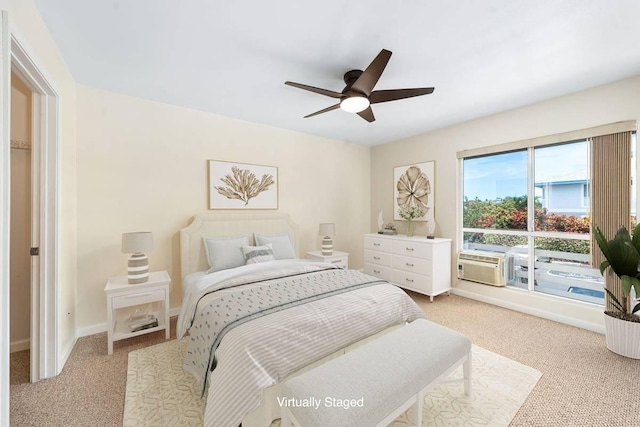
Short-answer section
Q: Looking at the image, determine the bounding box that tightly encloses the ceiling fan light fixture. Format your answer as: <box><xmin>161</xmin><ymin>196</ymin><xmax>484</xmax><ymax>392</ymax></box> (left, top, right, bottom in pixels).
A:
<box><xmin>340</xmin><ymin>95</ymin><xmax>370</xmax><ymax>113</ymax></box>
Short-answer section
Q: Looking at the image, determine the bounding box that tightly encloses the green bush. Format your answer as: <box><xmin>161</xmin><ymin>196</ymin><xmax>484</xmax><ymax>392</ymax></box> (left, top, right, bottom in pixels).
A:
<box><xmin>463</xmin><ymin>196</ymin><xmax>590</xmax><ymax>254</ymax></box>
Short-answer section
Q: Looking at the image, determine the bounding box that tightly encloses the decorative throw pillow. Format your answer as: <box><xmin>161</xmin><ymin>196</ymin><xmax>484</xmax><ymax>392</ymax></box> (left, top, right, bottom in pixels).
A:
<box><xmin>203</xmin><ymin>235</ymin><xmax>248</xmax><ymax>273</ymax></box>
<box><xmin>254</xmin><ymin>232</ymin><xmax>296</xmax><ymax>259</ymax></box>
<box><xmin>242</xmin><ymin>244</ymin><xmax>275</xmax><ymax>265</ymax></box>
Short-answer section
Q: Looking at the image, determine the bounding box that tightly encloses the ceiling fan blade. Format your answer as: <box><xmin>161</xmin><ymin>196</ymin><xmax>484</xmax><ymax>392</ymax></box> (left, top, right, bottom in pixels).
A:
<box><xmin>369</xmin><ymin>87</ymin><xmax>435</xmax><ymax>104</ymax></box>
<box><xmin>351</xmin><ymin>49</ymin><xmax>392</xmax><ymax>96</ymax></box>
<box><xmin>357</xmin><ymin>106</ymin><xmax>375</xmax><ymax>123</ymax></box>
<box><xmin>285</xmin><ymin>81</ymin><xmax>343</xmax><ymax>99</ymax></box>
<box><xmin>304</xmin><ymin>104</ymin><xmax>341</xmax><ymax>118</ymax></box>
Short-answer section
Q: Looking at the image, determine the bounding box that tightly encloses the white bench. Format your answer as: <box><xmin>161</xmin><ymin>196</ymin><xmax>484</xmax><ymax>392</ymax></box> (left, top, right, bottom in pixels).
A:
<box><xmin>280</xmin><ymin>319</ymin><xmax>472</xmax><ymax>427</ymax></box>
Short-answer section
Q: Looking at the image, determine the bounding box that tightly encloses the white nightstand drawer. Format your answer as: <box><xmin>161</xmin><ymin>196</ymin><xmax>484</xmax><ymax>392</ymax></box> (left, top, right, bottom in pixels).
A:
<box><xmin>327</xmin><ymin>256</ymin><xmax>348</xmax><ymax>268</ymax></box>
<box><xmin>364</xmin><ymin>236</ymin><xmax>392</xmax><ymax>253</ymax></box>
<box><xmin>392</xmin><ymin>239</ymin><xmax>432</xmax><ymax>259</ymax></box>
<box><xmin>111</xmin><ymin>288</ymin><xmax>165</xmax><ymax>309</ymax></box>
<box><xmin>364</xmin><ymin>249</ymin><xmax>392</xmax><ymax>267</ymax></box>
<box><xmin>393</xmin><ymin>254</ymin><xmax>430</xmax><ymax>276</ymax></box>
<box><xmin>364</xmin><ymin>263</ymin><xmax>392</xmax><ymax>281</ymax></box>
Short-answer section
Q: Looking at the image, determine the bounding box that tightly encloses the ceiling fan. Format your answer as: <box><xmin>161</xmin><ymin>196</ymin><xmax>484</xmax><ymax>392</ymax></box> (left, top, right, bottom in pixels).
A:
<box><xmin>285</xmin><ymin>49</ymin><xmax>434</xmax><ymax>123</ymax></box>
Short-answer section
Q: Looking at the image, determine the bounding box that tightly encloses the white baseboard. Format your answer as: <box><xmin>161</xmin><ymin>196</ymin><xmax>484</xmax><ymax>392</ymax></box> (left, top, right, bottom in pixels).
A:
<box><xmin>10</xmin><ymin>338</ymin><xmax>30</xmax><ymax>353</ymax></box>
<box><xmin>77</xmin><ymin>307</ymin><xmax>181</xmax><ymax>338</ymax></box>
<box><xmin>451</xmin><ymin>286</ymin><xmax>605</xmax><ymax>334</ymax></box>
<box><xmin>58</xmin><ymin>334</ymin><xmax>77</xmax><ymax>374</ymax></box>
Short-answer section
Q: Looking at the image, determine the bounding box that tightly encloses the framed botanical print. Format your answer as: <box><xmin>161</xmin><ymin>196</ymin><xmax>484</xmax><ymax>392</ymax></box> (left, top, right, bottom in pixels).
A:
<box><xmin>393</xmin><ymin>161</ymin><xmax>435</xmax><ymax>223</ymax></box>
<box><xmin>208</xmin><ymin>160</ymin><xmax>278</xmax><ymax>209</ymax></box>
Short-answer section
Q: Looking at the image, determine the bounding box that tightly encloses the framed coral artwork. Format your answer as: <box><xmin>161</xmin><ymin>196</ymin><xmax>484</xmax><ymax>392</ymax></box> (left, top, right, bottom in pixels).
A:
<box><xmin>393</xmin><ymin>161</ymin><xmax>434</xmax><ymax>222</ymax></box>
<box><xmin>208</xmin><ymin>160</ymin><xmax>278</xmax><ymax>209</ymax></box>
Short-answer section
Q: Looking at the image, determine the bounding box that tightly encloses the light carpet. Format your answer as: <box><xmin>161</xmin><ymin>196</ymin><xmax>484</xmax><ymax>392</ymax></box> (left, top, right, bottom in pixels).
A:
<box><xmin>124</xmin><ymin>338</ymin><xmax>541</xmax><ymax>427</ymax></box>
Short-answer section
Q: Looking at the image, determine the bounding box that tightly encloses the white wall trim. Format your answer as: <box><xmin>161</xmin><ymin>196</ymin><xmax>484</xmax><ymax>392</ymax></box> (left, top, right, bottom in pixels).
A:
<box><xmin>10</xmin><ymin>338</ymin><xmax>30</xmax><ymax>353</ymax></box>
<box><xmin>451</xmin><ymin>283</ymin><xmax>605</xmax><ymax>334</ymax></box>
<box><xmin>77</xmin><ymin>307</ymin><xmax>181</xmax><ymax>338</ymax></box>
<box><xmin>59</xmin><ymin>334</ymin><xmax>77</xmax><ymax>372</ymax></box>
<box><xmin>0</xmin><ymin>11</ymin><xmax>11</xmax><ymax>427</ymax></box>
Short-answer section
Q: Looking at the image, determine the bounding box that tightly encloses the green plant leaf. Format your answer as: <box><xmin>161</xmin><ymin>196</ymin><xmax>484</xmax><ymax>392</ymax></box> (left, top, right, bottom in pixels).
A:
<box><xmin>621</xmin><ymin>276</ymin><xmax>633</xmax><ymax>297</ymax></box>
<box><xmin>632</xmin><ymin>223</ymin><xmax>640</xmax><ymax>252</ymax></box>
<box><xmin>599</xmin><ymin>260</ymin><xmax>610</xmax><ymax>276</ymax></box>
<box><xmin>632</xmin><ymin>303</ymin><xmax>640</xmax><ymax>315</ymax></box>
<box><xmin>605</xmin><ymin>288</ymin><xmax>625</xmax><ymax>312</ymax></box>
<box><xmin>593</xmin><ymin>226</ymin><xmax>640</xmax><ymax>287</ymax></box>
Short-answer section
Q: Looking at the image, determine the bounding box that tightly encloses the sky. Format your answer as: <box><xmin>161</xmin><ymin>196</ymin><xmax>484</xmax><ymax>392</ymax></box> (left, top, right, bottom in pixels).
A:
<box><xmin>464</xmin><ymin>140</ymin><xmax>590</xmax><ymax>201</ymax></box>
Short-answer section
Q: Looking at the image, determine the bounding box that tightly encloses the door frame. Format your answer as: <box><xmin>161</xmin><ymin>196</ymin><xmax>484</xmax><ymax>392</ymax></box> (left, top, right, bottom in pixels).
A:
<box><xmin>1</xmin><ymin>11</ymin><xmax>11</xmax><ymax>426</ymax></box>
<box><xmin>1</xmin><ymin>13</ymin><xmax>61</xmax><ymax>424</ymax></box>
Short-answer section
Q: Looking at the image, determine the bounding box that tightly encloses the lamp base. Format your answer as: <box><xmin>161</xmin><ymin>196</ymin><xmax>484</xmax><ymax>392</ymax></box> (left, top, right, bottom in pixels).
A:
<box><xmin>321</xmin><ymin>236</ymin><xmax>333</xmax><ymax>256</ymax></box>
<box><xmin>128</xmin><ymin>253</ymin><xmax>149</xmax><ymax>284</ymax></box>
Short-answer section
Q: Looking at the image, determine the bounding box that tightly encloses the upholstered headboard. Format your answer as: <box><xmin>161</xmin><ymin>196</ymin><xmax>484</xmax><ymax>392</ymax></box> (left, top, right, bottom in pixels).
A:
<box><xmin>179</xmin><ymin>212</ymin><xmax>299</xmax><ymax>279</ymax></box>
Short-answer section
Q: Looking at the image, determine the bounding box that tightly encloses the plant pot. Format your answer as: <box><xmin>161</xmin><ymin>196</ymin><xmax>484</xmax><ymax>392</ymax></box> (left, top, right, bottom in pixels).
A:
<box><xmin>604</xmin><ymin>313</ymin><xmax>640</xmax><ymax>359</ymax></box>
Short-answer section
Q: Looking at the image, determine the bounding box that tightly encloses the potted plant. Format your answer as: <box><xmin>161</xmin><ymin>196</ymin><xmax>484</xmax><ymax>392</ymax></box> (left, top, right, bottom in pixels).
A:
<box><xmin>593</xmin><ymin>224</ymin><xmax>640</xmax><ymax>359</ymax></box>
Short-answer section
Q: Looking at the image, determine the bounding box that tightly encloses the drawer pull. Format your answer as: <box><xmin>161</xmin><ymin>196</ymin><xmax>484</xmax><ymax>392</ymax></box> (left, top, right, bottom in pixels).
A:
<box><xmin>405</xmin><ymin>247</ymin><xmax>414</xmax><ymax>252</ymax></box>
<box><xmin>331</xmin><ymin>260</ymin><xmax>341</xmax><ymax>264</ymax></box>
<box><xmin>405</xmin><ymin>278</ymin><xmax>414</xmax><ymax>283</ymax></box>
<box><xmin>126</xmin><ymin>292</ymin><xmax>152</xmax><ymax>298</ymax></box>
<box><xmin>373</xmin><ymin>243</ymin><xmax>381</xmax><ymax>247</ymax></box>
<box><xmin>406</xmin><ymin>262</ymin><xmax>414</xmax><ymax>267</ymax></box>
<box><xmin>374</xmin><ymin>269</ymin><xmax>380</xmax><ymax>274</ymax></box>
<box><xmin>373</xmin><ymin>256</ymin><xmax>380</xmax><ymax>260</ymax></box>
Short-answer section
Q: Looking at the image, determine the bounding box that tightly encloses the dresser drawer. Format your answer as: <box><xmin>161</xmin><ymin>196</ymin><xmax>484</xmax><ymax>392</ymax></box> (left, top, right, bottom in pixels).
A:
<box><xmin>392</xmin><ymin>239</ymin><xmax>432</xmax><ymax>259</ymax></box>
<box><xmin>111</xmin><ymin>288</ymin><xmax>165</xmax><ymax>309</ymax></box>
<box><xmin>393</xmin><ymin>254</ymin><xmax>431</xmax><ymax>276</ymax></box>
<box><xmin>364</xmin><ymin>249</ymin><xmax>392</xmax><ymax>267</ymax></box>
<box><xmin>392</xmin><ymin>269</ymin><xmax>431</xmax><ymax>293</ymax></box>
<box><xmin>364</xmin><ymin>263</ymin><xmax>393</xmax><ymax>282</ymax></box>
<box><xmin>364</xmin><ymin>236</ymin><xmax>392</xmax><ymax>252</ymax></box>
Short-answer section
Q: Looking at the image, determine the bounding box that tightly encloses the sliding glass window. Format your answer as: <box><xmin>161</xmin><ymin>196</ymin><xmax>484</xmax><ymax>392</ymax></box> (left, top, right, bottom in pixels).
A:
<box><xmin>460</xmin><ymin>136</ymin><xmax>635</xmax><ymax>305</ymax></box>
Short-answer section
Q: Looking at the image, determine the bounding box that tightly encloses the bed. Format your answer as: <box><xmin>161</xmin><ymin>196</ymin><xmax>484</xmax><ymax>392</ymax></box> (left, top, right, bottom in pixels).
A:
<box><xmin>177</xmin><ymin>212</ymin><xmax>427</xmax><ymax>427</ymax></box>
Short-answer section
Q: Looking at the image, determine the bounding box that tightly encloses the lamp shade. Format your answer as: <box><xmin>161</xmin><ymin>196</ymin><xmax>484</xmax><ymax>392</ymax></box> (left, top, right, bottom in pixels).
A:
<box><xmin>122</xmin><ymin>232</ymin><xmax>154</xmax><ymax>254</ymax></box>
<box><xmin>318</xmin><ymin>223</ymin><xmax>335</xmax><ymax>237</ymax></box>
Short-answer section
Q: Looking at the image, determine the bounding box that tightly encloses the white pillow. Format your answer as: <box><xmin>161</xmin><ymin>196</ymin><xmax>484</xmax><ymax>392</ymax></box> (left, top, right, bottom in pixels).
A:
<box><xmin>242</xmin><ymin>243</ymin><xmax>275</xmax><ymax>265</ymax></box>
<box><xmin>254</xmin><ymin>232</ymin><xmax>296</xmax><ymax>259</ymax></box>
<box><xmin>203</xmin><ymin>235</ymin><xmax>248</xmax><ymax>273</ymax></box>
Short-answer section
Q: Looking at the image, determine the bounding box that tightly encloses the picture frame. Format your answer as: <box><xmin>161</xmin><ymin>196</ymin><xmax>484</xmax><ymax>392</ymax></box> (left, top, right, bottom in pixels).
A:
<box><xmin>393</xmin><ymin>161</ymin><xmax>435</xmax><ymax>223</ymax></box>
<box><xmin>208</xmin><ymin>160</ymin><xmax>278</xmax><ymax>210</ymax></box>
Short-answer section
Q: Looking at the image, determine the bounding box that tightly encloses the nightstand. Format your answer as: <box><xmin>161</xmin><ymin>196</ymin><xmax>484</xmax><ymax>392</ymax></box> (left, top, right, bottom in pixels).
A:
<box><xmin>306</xmin><ymin>250</ymin><xmax>349</xmax><ymax>268</ymax></box>
<box><xmin>104</xmin><ymin>270</ymin><xmax>171</xmax><ymax>355</ymax></box>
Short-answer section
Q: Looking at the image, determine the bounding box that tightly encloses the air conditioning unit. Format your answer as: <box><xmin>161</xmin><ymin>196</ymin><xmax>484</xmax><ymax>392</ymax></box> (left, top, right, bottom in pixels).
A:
<box><xmin>457</xmin><ymin>251</ymin><xmax>506</xmax><ymax>286</ymax></box>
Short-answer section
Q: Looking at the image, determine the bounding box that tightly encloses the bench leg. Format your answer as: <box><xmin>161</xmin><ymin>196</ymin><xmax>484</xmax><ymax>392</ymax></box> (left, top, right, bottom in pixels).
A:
<box><xmin>463</xmin><ymin>350</ymin><xmax>472</xmax><ymax>397</ymax></box>
<box><xmin>414</xmin><ymin>391</ymin><xmax>424</xmax><ymax>427</ymax></box>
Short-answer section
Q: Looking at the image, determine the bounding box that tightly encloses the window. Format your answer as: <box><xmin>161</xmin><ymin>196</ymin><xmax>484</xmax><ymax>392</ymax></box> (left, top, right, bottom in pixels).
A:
<box><xmin>462</xmin><ymin>139</ymin><xmax>603</xmax><ymax>305</ymax></box>
<box><xmin>463</xmin><ymin>150</ymin><xmax>528</xmax><ymax>231</ymax></box>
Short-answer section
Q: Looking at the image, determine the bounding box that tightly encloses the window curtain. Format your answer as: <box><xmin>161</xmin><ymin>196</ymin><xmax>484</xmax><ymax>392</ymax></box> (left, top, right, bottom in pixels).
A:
<box><xmin>590</xmin><ymin>131</ymin><xmax>632</xmax><ymax>311</ymax></box>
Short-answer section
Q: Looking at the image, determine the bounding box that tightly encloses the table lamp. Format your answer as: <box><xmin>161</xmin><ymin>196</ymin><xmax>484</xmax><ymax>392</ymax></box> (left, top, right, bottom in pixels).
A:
<box><xmin>122</xmin><ymin>232</ymin><xmax>153</xmax><ymax>284</ymax></box>
<box><xmin>319</xmin><ymin>223</ymin><xmax>336</xmax><ymax>256</ymax></box>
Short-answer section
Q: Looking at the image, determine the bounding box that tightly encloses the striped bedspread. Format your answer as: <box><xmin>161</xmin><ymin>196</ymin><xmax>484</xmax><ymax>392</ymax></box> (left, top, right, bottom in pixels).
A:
<box><xmin>177</xmin><ymin>260</ymin><xmax>427</xmax><ymax>427</ymax></box>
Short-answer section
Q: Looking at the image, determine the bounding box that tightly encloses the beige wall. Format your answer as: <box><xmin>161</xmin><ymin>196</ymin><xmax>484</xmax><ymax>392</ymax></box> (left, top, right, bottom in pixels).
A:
<box><xmin>4</xmin><ymin>0</ymin><xmax>78</xmax><ymax>364</ymax></box>
<box><xmin>10</xmin><ymin>72</ymin><xmax>31</xmax><ymax>347</ymax></box>
<box><xmin>75</xmin><ymin>85</ymin><xmax>370</xmax><ymax>330</ymax></box>
<box><xmin>371</xmin><ymin>74</ymin><xmax>640</xmax><ymax>332</ymax></box>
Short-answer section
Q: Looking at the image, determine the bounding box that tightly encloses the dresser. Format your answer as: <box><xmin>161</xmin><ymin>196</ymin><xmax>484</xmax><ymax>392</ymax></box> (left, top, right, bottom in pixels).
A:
<box><xmin>363</xmin><ymin>233</ymin><xmax>452</xmax><ymax>302</ymax></box>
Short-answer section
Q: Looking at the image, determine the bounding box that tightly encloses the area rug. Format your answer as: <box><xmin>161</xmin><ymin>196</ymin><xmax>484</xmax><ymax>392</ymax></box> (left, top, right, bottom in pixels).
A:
<box><xmin>124</xmin><ymin>338</ymin><xmax>541</xmax><ymax>427</ymax></box>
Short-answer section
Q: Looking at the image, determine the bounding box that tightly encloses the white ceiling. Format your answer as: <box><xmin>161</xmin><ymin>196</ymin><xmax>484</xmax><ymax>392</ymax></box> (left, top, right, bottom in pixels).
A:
<box><xmin>33</xmin><ymin>0</ymin><xmax>640</xmax><ymax>146</ymax></box>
